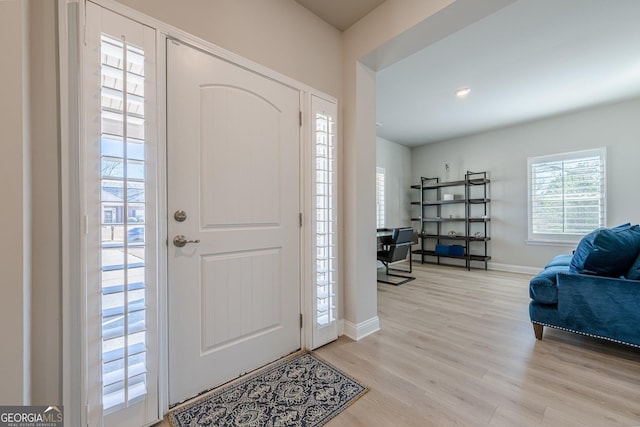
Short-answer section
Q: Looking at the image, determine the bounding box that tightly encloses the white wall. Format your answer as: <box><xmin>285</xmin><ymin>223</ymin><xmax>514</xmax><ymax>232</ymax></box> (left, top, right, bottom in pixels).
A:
<box><xmin>28</xmin><ymin>0</ymin><xmax>61</xmax><ymax>404</ymax></box>
<box><xmin>341</xmin><ymin>0</ymin><xmax>454</xmax><ymax>336</ymax></box>
<box><xmin>376</xmin><ymin>137</ymin><xmax>412</xmax><ymax>228</ymax></box>
<box><xmin>0</xmin><ymin>0</ymin><xmax>61</xmax><ymax>405</ymax></box>
<box><xmin>411</xmin><ymin>98</ymin><xmax>640</xmax><ymax>270</ymax></box>
<box><xmin>115</xmin><ymin>0</ymin><xmax>342</xmax><ymax>99</ymax></box>
<box><xmin>0</xmin><ymin>0</ymin><xmax>30</xmax><ymax>404</ymax></box>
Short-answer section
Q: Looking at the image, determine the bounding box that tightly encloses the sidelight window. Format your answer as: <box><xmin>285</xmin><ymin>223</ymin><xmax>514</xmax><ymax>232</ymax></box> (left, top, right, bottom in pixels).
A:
<box><xmin>311</xmin><ymin>96</ymin><xmax>338</xmax><ymax>348</ymax></box>
<box><xmin>99</xmin><ymin>34</ymin><xmax>149</xmax><ymax>413</ymax></box>
<box><xmin>376</xmin><ymin>167</ymin><xmax>385</xmax><ymax>228</ymax></box>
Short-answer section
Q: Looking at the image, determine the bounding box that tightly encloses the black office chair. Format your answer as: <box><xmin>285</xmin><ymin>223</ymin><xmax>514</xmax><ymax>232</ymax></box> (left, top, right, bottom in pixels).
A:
<box><xmin>377</xmin><ymin>227</ymin><xmax>415</xmax><ymax>285</ymax></box>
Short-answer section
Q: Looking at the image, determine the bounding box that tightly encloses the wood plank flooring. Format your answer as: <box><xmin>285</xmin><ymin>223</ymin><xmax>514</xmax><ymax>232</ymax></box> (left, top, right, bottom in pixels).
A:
<box><xmin>157</xmin><ymin>263</ymin><xmax>640</xmax><ymax>426</ymax></box>
<box><xmin>316</xmin><ymin>264</ymin><xmax>640</xmax><ymax>426</ymax></box>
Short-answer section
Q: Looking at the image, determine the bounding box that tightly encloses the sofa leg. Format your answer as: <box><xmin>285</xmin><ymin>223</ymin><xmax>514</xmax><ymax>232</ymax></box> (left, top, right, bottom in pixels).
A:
<box><xmin>533</xmin><ymin>323</ymin><xmax>543</xmax><ymax>340</ymax></box>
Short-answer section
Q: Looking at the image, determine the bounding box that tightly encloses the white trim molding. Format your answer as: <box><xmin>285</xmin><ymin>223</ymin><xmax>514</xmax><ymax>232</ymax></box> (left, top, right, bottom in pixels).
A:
<box><xmin>59</xmin><ymin>1</ymin><xmax>83</xmax><ymax>425</ymax></box>
<box><xmin>525</xmin><ymin>239</ymin><xmax>578</xmax><ymax>247</ymax></box>
<box><xmin>488</xmin><ymin>262</ymin><xmax>543</xmax><ymax>276</ymax></box>
<box><xmin>342</xmin><ymin>316</ymin><xmax>380</xmax><ymax>341</ymax></box>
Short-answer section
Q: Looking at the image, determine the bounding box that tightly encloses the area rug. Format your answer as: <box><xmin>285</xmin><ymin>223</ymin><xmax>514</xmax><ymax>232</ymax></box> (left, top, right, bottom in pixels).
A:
<box><xmin>168</xmin><ymin>352</ymin><xmax>368</xmax><ymax>427</ymax></box>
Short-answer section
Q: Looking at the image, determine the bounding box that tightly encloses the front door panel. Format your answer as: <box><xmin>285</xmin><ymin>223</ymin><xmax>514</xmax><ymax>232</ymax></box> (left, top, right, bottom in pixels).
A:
<box><xmin>167</xmin><ymin>41</ymin><xmax>301</xmax><ymax>405</ymax></box>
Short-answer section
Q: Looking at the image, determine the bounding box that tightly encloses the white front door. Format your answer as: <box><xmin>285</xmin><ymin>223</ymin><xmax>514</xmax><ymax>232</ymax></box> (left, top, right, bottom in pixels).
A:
<box><xmin>167</xmin><ymin>40</ymin><xmax>302</xmax><ymax>405</ymax></box>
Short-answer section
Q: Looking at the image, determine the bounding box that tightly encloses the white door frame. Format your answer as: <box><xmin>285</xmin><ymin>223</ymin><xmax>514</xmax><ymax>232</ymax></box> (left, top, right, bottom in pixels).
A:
<box><xmin>60</xmin><ymin>0</ymin><xmax>338</xmax><ymax>423</ymax></box>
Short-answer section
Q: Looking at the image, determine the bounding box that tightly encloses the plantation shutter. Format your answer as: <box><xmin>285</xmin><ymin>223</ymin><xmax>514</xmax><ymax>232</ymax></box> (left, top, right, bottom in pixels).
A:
<box><xmin>376</xmin><ymin>167</ymin><xmax>385</xmax><ymax>228</ymax></box>
<box><xmin>311</xmin><ymin>95</ymin><xmax>339</xmax><ymax>349</ymax></box>
<box><xmin>528</xmin><ymin>148</ymin><xmax>606</xmax><ymax>241</ymax></box>
<box><xmin>85</xmin><ymin>3</ymin><xmax>159</xmax><ymax>425</ymax></box>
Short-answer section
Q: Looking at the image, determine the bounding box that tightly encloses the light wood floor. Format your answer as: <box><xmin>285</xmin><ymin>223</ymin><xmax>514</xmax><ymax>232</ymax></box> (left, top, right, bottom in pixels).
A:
<box><xmin>157</xmin><ymin>263</ymin><xmax>640</xmax><ymax>426</ymax></box>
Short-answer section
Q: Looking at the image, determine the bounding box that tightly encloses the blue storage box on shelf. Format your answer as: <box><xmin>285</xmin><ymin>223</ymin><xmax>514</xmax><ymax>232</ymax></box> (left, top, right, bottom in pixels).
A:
<box><xmin>449</xmin><ymin>245</ymin><xmax>465</xmax><ymax>256</ymax></box>
<box><xmin>435</xmin><ymin>244</ymin><xmax>465</xmax><ymax>256</ymax></box>
<box><xmin>435</xmin><ymin>244</ymin><xmax>449</xmax><ymax>255</ymax></box>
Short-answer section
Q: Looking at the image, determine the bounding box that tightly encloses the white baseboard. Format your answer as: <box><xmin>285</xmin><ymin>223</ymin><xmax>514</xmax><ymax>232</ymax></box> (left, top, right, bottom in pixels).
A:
<box><xmin>342</xmin><ymin>316</ymin><xmax>380</xmax><ymax>341</ymax></box>
<box><xmin>488</xmin><ymin>262</ymin><xmax>541</xmax><ymax>275</ymax></box>
<box><xmin>408</xmin><ymin>256</ymin><xmax>541</xmax><ymax>276</ymax></box>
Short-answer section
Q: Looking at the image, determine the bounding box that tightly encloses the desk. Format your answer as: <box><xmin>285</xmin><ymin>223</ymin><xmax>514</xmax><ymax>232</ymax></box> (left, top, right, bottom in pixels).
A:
<box><xmin>376</xmin><ymin>228</ymin><xmax>418</xmax><ymax>249</ymax></box>
<box><xmin>376</xmin><ymin>228</ymin><xmax>418</xmax><ymax>250</ymax></box>
<box><xmin>376</xmin><ymin>228</ymin><xmax>394</xmax><ymax>250</ymax></box>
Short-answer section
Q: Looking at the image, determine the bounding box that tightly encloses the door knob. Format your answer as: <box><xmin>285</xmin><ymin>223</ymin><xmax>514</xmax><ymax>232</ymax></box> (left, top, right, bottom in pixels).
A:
<box><xmin>173</xmin><ymin>235</ymin><xmax>200</xmax><ymax>247</ymax></box>
<box><xmin>174</xmin><ymin>210</ymin><xmax>187</xmax><ymax>222</ymax></box>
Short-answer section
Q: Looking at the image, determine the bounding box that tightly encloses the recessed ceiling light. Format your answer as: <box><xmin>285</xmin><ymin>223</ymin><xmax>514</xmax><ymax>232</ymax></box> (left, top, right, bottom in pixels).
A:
<box><xmin>455</xmin><ymin>87</ymin><xmax>471</xmax><ymax>98</ymax></box>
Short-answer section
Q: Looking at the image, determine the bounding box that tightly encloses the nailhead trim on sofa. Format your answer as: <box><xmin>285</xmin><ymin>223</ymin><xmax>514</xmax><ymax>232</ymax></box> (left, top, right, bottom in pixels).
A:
<box><xmin>532</xmin><ymin>321</ymin><xmax>640</xmax><ymax>349</ymax></box>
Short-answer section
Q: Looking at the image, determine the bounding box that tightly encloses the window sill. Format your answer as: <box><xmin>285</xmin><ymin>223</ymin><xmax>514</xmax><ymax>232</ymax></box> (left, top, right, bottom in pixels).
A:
<box><xmin>525</xmin><ymin>239</ymin><xmax>577</xmax><ymax>247</ymax></box>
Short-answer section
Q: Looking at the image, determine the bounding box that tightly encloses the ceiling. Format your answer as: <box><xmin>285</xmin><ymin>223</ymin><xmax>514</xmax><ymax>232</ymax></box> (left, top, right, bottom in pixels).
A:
<box><xmin>294</xmin><ymin>0</ymin><xmax>385</xmax><ymax>31</ymax></box>
<box><xmin>375</xmin><ymin>0</ymin><xmax>640</xmax><ymax>146</ymax></box>
<box><xmin>295</xmin><ymin>0</ymin><xmax>640</xmax><ymax>148</ymax></box>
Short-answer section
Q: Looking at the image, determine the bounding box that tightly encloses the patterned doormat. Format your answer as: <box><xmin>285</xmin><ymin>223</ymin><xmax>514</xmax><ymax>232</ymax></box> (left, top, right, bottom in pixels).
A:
<box><xmin>168</xmin><ymin>352</ymin><xmax>368</xmax><ymax>427</ymax></box>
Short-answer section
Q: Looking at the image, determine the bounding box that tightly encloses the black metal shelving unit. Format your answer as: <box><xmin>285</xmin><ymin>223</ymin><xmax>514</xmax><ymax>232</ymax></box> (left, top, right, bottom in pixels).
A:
<box><xmin>411</xmin><ymin>171</ymin><xmax>491</xmax><ymax>270</ymax></box>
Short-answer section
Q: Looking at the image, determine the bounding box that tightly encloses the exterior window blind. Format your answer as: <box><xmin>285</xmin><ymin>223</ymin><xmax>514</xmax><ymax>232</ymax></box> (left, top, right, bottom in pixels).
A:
<box><xmin>100</xmin><ymin>34</ymin><xmax>148</xmax><ymax>413</ymax></box>
<box><xmin>528</xmin><ymin>148</ymin><xmax>606</xmax><ymax>241</ymax></box>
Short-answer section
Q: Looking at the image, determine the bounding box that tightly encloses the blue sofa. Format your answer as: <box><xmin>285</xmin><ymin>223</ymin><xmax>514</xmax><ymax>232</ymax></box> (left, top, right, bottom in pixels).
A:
<box><xmin>529</xmin><ymin>224</ymin><xmax>640</xmax><ymax>347</ymax></box>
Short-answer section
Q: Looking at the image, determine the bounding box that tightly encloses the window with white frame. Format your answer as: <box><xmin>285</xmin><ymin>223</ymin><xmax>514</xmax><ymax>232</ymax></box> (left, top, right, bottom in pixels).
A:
<box><xmin>83</xmin><ymin>4</ymin><xmax>159</xmax><ymax>424</ymax></box>
<box><xmin>376</xmin><ymin>167</ymin><xmax>385</xmax><ymax>228</ymax></box>
<box><xmin>311</xmin><ymin>95</ymin><xmax>338</xmax><ymax>349</ymax></box>
<box><xmin>528</xmin><ymin>148</ymin><xmax>606</xmax><ymax>243</ymax></box>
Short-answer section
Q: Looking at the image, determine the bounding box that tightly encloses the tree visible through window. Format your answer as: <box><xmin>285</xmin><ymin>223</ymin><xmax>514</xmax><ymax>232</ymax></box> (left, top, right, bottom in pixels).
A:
<box><xmin>528</xmin><ymin>148</ymin><xmax>606</xmax><ymax>242</ymax></box>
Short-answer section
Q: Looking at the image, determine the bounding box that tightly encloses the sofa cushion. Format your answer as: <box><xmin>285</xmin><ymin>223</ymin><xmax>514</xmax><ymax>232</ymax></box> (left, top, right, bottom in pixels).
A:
<box><xmin>570</xmin><ymin>224</ymin><xmax>640</xmax><ymax>277</ymax></box>
<box><xmin>545</xmin><ymin>254</ymin><xmax>573</xmax><ymax>268</ymax></box>
<box><xmin>529</xmin><ymin>265</ymin><xmax>570</xmax><ymax>304</ymax></box>
<box><xmin>626</xmin><ymin>254</ymin><xmax>640</xmax><ymax>280</ymax></box>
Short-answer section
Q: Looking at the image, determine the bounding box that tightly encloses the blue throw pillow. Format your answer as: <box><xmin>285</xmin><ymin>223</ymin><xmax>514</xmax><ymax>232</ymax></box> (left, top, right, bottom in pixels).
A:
<box><xmin>626</xmin><ymin>254</ymin><xmax>640</xmax><ymax>280</ymax></box>
<box><xmin>570</xmin><ymin>224</ymin><xmax>630</xmax><ymax>274</ymax></box>
<box><xmin>570</xmin><ymin>224</ymin><xmax>640</xmax><ymax>277</ymax></box>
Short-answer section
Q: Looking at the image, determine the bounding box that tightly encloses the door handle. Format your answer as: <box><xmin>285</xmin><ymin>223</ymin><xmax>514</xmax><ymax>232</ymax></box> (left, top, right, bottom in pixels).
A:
<box><xmin>173</xmin><ymin>235</ymin><xmax>200</xmax><ymax>247</ymax></box>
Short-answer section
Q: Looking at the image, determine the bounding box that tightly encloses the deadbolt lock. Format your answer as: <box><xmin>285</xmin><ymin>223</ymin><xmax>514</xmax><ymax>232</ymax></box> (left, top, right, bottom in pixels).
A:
<box><xmin>174</xmin><ymin>210</ymin><xmax>187</xmax><ymax>222</ymax></box>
